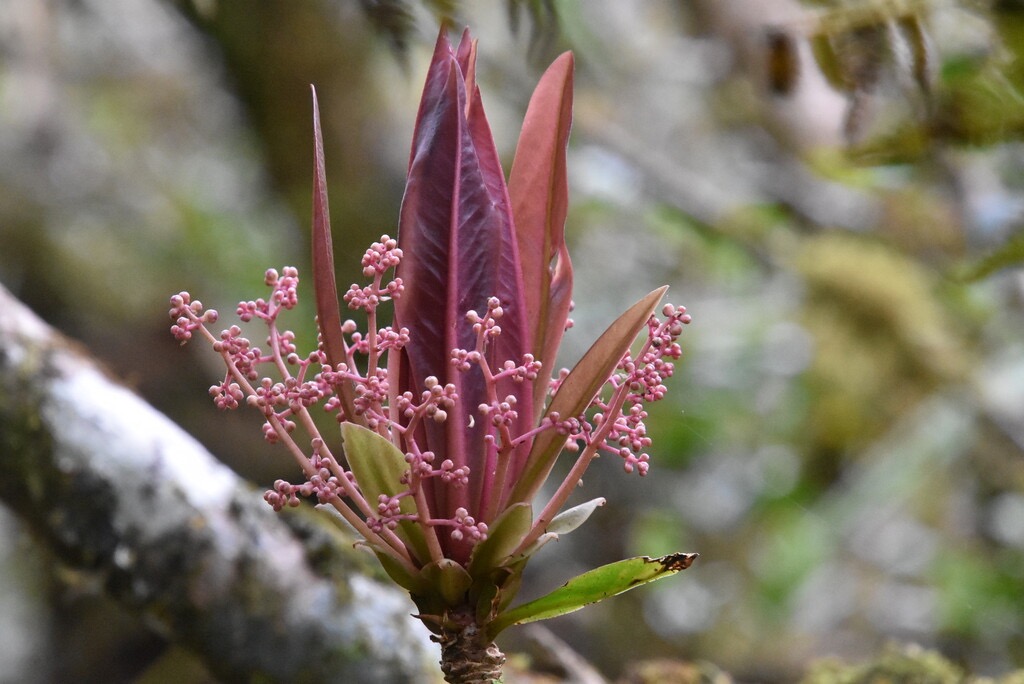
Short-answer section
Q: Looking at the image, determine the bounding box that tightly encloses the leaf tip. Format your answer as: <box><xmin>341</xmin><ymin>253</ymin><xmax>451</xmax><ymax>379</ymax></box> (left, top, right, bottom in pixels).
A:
<box><xmin>656</xmin><ymin>552</ymin><xmax>698</xmax><ymax>573</ymax></box>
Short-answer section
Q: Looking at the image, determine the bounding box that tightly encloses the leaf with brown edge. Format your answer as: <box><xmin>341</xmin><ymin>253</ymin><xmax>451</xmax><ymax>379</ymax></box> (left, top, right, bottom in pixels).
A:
<box><xmin>508</xmin><ymin>286</ymin><xmax>668</xmax><ymax>506</ymax></box>
<box><xmin>486</xmin><ymin>552</ymin><xmax>698</xmax><ymax>639</ymax></box>
<box><xmin>507</xmin><ymin>52</ymin><xmax>575</xmax><ymax>421</ymax></box>
<box><xmin>310</xmin><ymin>86</ymin><xmax>361</xmax><ymax>426</ymax></box>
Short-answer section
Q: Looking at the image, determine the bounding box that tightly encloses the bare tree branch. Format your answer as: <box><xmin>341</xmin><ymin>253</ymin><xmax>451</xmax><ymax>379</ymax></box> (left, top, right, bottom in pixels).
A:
<box><xmin>0</xmin><ymin>284</ymin><xmax>439</xmax><ymax>683</ymax></box>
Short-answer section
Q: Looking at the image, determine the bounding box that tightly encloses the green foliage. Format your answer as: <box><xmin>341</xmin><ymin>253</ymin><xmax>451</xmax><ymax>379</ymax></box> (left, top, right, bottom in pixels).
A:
<box><xmin>956</xmin><ymin>229</ymin><xmax>1024</xmax><ymax>282</ymax></box>
<box><xmin>796</xmin><ymin>233</ymin><xmax>966</xmax><ymax>452</ymax></box>
<box><xmin>802</xmin><ymin>643</ymin><xmax>967</xmax><ymax>684</ymax></box>
<box><xmin>932</xmin><ymin>545</ymin><xmax>1024</xmax><ymax>639</ymax></box>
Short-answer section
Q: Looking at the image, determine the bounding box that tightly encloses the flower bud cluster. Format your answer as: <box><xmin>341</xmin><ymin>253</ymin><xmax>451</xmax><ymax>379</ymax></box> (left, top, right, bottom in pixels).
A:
<box><xmin>450</xmin><ymin>299</ymin><xmax>543</xmax><ymax>386</ymax></box>
<box><xmin>466</xmin><ymin>296</ymin><xmax>504</xmax><ymax>340</ymax></box>
<box><xmin>171</xmin><ymin>235</ymin><xmax>691</xmax><ymax>560</ymax></box>
<box><xmin>396</xmin><ymin>378</ymin><xmax>459</xmax><ymax>428</ymax></box>
<box><xmin>343</xmin><ymin>238</ymin><xmax>404</xmax><ymax>312</ymax></box>
<box><xmin>372</xmin><ymin>493</ymin><xmax>413</xmax><ymax>531</ymax></box>
<box><xmin>361</xmin><ymin>236</ymin><xmax>403</xmax><ymax>276</ymax></box>
<box><xmin>169</xmin><ymin>292</ymin><xmax>217</xmax><ymax>343</ymax></box>
<box><xmin>235</xmin><ymin>267</ymin><xmax>301</xmax><ymax>324</ymax></box>
<box><xmin>543</xmin><ymin>304</ymin><xmax>691</xmax><ymax>476</ymax></box>
<box><xmin>169</xmin><ymin>236</ymin><xmax>501</xmax><ymax>549</ymax></box>
<box><xmin>449</xmin><ymin>507</ymin><xmax>488</xmax><ymax>543</ymax></box>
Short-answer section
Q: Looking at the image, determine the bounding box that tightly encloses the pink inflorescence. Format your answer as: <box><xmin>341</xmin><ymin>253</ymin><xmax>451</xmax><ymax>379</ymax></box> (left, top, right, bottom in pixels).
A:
<box><xmin>546</xmin><ymin>302</ymin><xmax>691</xmax><ymax>476</ymax></box>
<box><xmin>169</xmin><ymin>234</ymin><xmax>690</xmax><ymax>558</ymax></box>
<box><xmin>343</xmin><ymin>237</ymin><xmax>404</xmax><ymax>312</ymax></box>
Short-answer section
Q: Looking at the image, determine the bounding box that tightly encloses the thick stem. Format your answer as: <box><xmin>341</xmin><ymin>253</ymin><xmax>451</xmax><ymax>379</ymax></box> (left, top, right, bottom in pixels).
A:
<box><xmin>433</xmin><ymin>609</ymin><xmax>505</xmax><ymax>684</ymax></box>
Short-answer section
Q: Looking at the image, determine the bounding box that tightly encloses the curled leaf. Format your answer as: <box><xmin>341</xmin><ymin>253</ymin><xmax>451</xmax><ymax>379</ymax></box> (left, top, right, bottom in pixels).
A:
<box><xmin>421</xmin><ymin>558</ymin><xmax>474</xmax><ymax>607</ymax></box>
<box><xmin>516</xmin><ymin>497</ymin><xmax>605</xmax><ymax>557</ymax></box>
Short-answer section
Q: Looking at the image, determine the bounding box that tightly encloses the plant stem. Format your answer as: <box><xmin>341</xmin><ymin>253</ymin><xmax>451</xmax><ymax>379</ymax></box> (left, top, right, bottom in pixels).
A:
<box><xmin>434</xmin><ymin>608</ymin><xmax>505</xmax><ymax>684</ymax></box>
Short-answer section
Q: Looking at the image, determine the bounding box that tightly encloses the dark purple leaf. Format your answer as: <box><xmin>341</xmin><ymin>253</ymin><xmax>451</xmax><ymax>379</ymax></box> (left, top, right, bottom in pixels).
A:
<box><xmin>394</xmin><ymin>30</ymin><xmax>529</xmax><ymax>559</ymax></box>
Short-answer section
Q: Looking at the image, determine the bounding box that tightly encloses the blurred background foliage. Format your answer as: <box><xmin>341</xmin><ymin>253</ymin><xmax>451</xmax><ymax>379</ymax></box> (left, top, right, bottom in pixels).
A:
<box><xmin>1</xmin><ymin>0</ymin><xmax>1023</xmax><ymax>681</ymax></box>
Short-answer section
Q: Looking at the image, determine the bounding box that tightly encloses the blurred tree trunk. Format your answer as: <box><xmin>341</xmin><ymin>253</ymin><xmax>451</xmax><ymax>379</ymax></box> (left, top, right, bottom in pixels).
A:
<box><xmin>177</xmin><ymin>0</ymin><xmax>408</xmax><ymax>276</ymax></box>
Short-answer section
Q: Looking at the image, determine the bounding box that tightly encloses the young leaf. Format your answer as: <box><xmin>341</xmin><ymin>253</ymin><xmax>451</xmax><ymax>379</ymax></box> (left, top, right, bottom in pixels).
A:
<box><xmin>516</xmin><ymin>497</ymin><xmax>605</xmax><ymax>557</ymax></box>
<box><xmin>547</xmin><ymin>497</ymin><xmax>605</xmax><ymax>536</ymax></box>
<box><xmin>507</xmin><ymin>52</ymin><xmax>575</xmax><ymax>421</ymax></box>
<box><xmin>394</xmin><ymin>29</ymin><xmax>530</xmax><ymax>550</ymax></box>
<box><xmin>487</xmin><ymin>553</ymin><xmax>698</xmax><ymax>638</ymax></box>
<box><xmin>454</xmin><ymin>28</ymin><xmax>477</xmax><ymax>112</ymax></box>
<box><xmin>467</xmin><ymin>502</ymin><xmax>533</xmax><ymax>579</ymax></box>
<box><xmin>375</xmin><ymin>549</ymin><xmax>430</xmax><ymax>595</ymax></box>
<box><xmin>509</xmin><ymin>287</ymin><xmax>668</xmax><ymax>505</ymax></box>
<box><xmin>340</xmin><ymin>422</ymin><xmax>430</xmax><ymax>563</ymax></box>
<box><xmin>420</xmin><ymin>558</ymin><xmax>474</xmax><ymax>607</ymax></box>
<box><xmin>310</xmin><ymin>86</ymin><xmax>362</xmax><ymax>426</ymax></box>
<box><xmin>395</xmin><ymin>34</ymin><xmax>484</xmax><ymax>526</ymax></box>
<box><xmin>456</xmin><ymin>29</ymin><xmax>535</xmax><ymax>493</ymax></box>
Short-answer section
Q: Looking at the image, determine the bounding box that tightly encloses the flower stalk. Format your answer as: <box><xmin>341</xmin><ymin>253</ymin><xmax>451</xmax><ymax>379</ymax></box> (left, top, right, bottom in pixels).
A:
<box><xmin>170</xmin><ymin>27</ymin><xmax>696</xmax><ymax>683</ymax></box>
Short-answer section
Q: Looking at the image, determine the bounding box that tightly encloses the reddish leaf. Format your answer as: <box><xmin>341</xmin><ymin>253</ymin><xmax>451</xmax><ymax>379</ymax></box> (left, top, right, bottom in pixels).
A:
<box><xmin>508</xmin><ymin>287</ymin><xmax>668</xmax><ymax>506</ymax></box>
<box><xmin>457</xmin><ymin>34</ymin><xmax>530</xmax><ymax>381</ymax></box>
<box><xmin>394</xmin><ymin>29</ymin><xmax>529</xmax><ymax>559</ymax></box>
<box><xmin>455</xmin><ymin>31</ymin><xmax>533</xmax><ymax>505</ymax></box>
<box><xmin>454</xmin><ymin>28</ymin><xmax>477</xmax><ymax>110</ymax></box>
<box><xmin>507</xmin><ymin>52</ymin><xmax>575</xmax><ymax>421</ymax></box>
<box><xmin>406</xmin><ymin>30</ymin><xmax>459</xmax><ymax>172</ymax></box>
<box><xmin>310</xmin><ymin>86</ymin><xmax>361</xmax><ymax>425</ymax></box>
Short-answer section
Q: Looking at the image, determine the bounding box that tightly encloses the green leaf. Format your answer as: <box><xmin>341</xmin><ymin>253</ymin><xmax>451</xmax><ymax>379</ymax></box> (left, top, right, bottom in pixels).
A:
<box><xmin>375</xmin><ymin>549</ymin><xmax>429</xmax><ymax>595</ymax></box>
<box><xmin>467</xmin><ymin>502</ymin><xmax>533</xmax><ymax>579</ymax></box>
<box><xmin>486</xmin><ymin>552</ymin><xmax>698</xmax><ymax>639</ymax></box>
<box><xmin>508</xmin><ymin>287</ymin><xmax>668</xmax><ymax>505</ymax></box>
<box><xmin>340</xmin><ymin>423</ymin><xmax>430</xmax><ymax>563</ymax></box>
<box><xmin>420</xmin><ymin>558</ymin><xmax>473</xmax><ymax>607</ymax></box>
